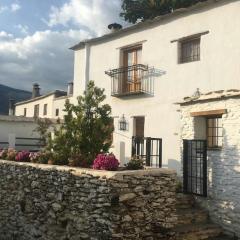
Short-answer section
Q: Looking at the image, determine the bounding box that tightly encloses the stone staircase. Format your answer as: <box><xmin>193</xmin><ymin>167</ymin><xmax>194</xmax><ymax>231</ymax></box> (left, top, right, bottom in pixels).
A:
<box><xmin>175</xmin><ymin>193</ymin><xmax>234</xmax><ymax>240</ymax></box>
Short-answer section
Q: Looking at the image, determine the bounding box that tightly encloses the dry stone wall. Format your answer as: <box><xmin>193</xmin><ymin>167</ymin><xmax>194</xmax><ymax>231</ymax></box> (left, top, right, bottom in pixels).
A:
<box><xmin>0</xmin><ymin>160</ymin><xmax>177</xmax><ymax>240</ymax></box>
<box><xmin>180</xmin><ymin>98</ymin><xmax>240</xmax><ymax>237</ymax></box>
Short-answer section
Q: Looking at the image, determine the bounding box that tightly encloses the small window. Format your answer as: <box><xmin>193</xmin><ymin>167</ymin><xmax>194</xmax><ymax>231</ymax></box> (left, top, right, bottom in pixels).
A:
<box><xmin>34</xmin><ymin>104</ymin><xmax>39</xmax><ymax>117</ymax></box>
<box><xmin>23</xmin><ymin>108</ymin><xmax>27</xmax><ymax>117</ymax></box>
<box><xmin>55</xmin><ymin>108</ymin><xmax>59</xmax><ymax>117</ymax></box>
<box><xmin>43</xmin><ymin>104</ymin><xmax>47</xmax><ymax>116</ymax></box>
<box><xmin>207</xmin><ymin>117</ymin><xmax>223</xmax><ymax>148</ymax></box>
<box><xmin>179</xmin><ymin>37</ymin><xmax>200</xmax><ymax>63</ymax></box>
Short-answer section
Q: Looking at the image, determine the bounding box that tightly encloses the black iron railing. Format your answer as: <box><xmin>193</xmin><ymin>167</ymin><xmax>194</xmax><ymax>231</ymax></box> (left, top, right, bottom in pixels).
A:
<box><xmin>183</xmin><ymin>139</ymin><xmax>207</xmax><ymax>197</ymax></box>
<box><xmin>105</xmin><ymin>64</ymin><xmax>154</xmax><ymax>97</ymax></box>
<box><xmin>132</xmin><ymin>136</ymin><xmax>162</xmax><ymax>168</ymax></box>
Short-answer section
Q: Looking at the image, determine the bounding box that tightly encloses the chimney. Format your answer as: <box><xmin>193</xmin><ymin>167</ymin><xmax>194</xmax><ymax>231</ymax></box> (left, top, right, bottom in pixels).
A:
<box><xmin>108</xmin><ymin>23</ymin><xmax>122</xmax><ymax>33</ymax></box>
<box><xmin>67</xmin><ymin>82</ymin><xmax>74</xmax><ymax>95</ymax></box>
<box><xmin>9</xmin><ymin>98</ymin><xmax>15</xmax><ymax>116</ymax></box>
<box><xmin>32</xmin><ymin>83</ymin><xmax>40</xmax><ymax>98</ymax></box>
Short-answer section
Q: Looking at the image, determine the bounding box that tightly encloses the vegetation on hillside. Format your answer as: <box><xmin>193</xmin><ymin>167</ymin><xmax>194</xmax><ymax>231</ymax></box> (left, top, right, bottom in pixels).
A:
<box><xmin>0</xmin><ymin>84</ymin><xmax>31</xmax><ymax>115</ymax></box>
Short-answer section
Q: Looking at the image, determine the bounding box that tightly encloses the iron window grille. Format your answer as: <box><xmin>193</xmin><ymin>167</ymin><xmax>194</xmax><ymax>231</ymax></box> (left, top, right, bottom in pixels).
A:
<box><xmin>179</xmin><ymin>37</ymin><xmax>200</xmax><ymax>63</ymax></box>
<box><xmin>34</xmin><ymin>104</ymin><xmax>39</xmax><ymax>118</ymax></box>
<box><xmin>207</xmin><ymin>116</ymin><xmax>223</xmax><ymax>149</ymax></box>
<box><xmin>55</xmin><ymin>109</ymin><xmax>59</xmax><ymax>117</ymax></box>
<box><xmin>43</xmin><ymin>104</ymin><xmax>47</xmax><ymax>116</ymax></box>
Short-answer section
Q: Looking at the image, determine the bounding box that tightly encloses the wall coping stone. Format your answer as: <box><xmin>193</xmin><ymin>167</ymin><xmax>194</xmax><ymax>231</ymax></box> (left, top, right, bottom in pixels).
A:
<box><xmin>0</xmin><ymin>159</ymin><xmax>176</xmax><ymax>180</ymax></box>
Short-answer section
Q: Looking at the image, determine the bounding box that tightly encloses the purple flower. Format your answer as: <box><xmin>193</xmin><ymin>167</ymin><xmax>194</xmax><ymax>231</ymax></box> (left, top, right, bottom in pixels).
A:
<box><xmin>93</xmin><ymin>153</ymin><xmax>119</xmax><ymax>171</ymax></box>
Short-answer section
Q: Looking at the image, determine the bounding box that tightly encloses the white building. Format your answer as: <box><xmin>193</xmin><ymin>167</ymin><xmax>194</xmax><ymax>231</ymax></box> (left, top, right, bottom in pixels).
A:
<box><xmin>67</xmin><ymin>0</ymin><xmax>240</xmax><ymax>172</ymax></box>
<box><xmin>14</xmin><ymin>83</ymin><xmax>73</xmax><ymax>119</ymax></box>
<box><xmin>14</xmin><ymin>0</ymin><xmax>240</xmax><ymax>173</ymax></box>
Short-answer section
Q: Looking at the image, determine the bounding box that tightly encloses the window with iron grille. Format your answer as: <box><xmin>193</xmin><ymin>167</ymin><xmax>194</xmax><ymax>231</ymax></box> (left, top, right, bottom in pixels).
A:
<box><xmin>207</xmin><ymin>117</ymin><xmax>223</xmax><ymax>148</ymax></box>
<box><xmin>55</xmin><ymin>108</ymin><xmax>59</xmax><ymax>117</ymax></box>
<box><xmin>179</xmin><ymin>38</ymin><xmax>200</xmax><ymax>63</ymax></box>
<box><xmin>43</xmin><ymin>104</ymin><xmax>47</xmax><ymax>116</ymax></box>
<box><xmin>34</xmin><ymin>104</ymin><xmax>39</xmax><ymax>117</ymax></box>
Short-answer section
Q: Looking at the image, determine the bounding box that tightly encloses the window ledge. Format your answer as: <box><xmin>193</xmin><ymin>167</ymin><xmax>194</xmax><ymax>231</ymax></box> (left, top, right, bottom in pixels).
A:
<box><xmin>207</xmin><ymin>147</ymin><xmax>222</xmax><ymax>151</ymax></box>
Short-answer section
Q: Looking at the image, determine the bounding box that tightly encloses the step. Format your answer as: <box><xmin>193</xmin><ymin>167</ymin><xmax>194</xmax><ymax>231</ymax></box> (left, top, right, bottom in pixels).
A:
<box><xmin>176</xmin><ymin>193</ymin><xmax>195</xmax><ymax>209</ymax></box>
<box><xmin>175</xmin><ymin>223</ymin><xmax>222</xmax><ymax>240</ymax></box>
<box><xmin>176</xmin><ymin>208</ymin><xmax>209</xmax><ymax>226</ymax></box>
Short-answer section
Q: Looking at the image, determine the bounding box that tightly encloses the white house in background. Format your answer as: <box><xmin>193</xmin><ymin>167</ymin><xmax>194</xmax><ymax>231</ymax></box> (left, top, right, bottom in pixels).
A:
<box><xmin>67</xmin><ymin>0</ymin><xmax>240</xmax><ymax>172</ymax></box>
<box><xmin>14</xmin><ymin>83</ymin><xmax>74</xmax><ymax>119</ymax></box>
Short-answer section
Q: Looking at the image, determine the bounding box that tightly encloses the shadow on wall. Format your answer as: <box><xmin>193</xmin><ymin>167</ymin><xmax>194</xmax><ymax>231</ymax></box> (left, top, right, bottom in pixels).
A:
<box><xmin>168</xmin><ymin>159</ymin><xmax>181</xmax><ymax>174</ymax></box>
<box><xmin>198</xmin><ymin>134</ymin><xmax>240</xmax><ymax>238</ymax></box>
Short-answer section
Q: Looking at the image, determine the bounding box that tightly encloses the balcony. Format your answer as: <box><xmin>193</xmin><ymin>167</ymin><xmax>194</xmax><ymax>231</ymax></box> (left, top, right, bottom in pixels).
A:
<box><xmin>105</xmin><ymin>64</ymin><xmax>154</xmax><ymax>97</ymax></box>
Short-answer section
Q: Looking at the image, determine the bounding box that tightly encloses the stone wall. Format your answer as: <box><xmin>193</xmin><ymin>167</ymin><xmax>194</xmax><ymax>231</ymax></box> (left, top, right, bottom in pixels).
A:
<box><xmin>180</xmin><ymin>98</ymin><xmax>240</xmax><ymax>237</ymax></box>
<box><xmin>0</xmin><ymin>160</ymin><xmax>177</xmax><ymax>240</ymax></box>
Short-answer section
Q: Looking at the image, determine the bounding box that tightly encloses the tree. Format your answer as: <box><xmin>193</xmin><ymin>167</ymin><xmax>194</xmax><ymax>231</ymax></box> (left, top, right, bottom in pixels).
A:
<box><xmin>120</xmin><ymin>0</ymin><xmax>208</xmax><ymax>24</ymax></box>
<box><xmin>50</xmin><ymin>81</ymin><xmax>114</xmax><ymax>166</ymax></box>
<box><xmin>34</xmin><ymin>118</ymin><xmax>53</xmax><ymax>146</ymax></box>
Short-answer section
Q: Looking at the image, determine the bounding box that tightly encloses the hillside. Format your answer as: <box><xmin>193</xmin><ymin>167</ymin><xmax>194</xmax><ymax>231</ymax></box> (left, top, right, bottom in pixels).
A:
<box><xmin>0</xmin><ymin>84</ymin><xmax>31</xmax><ymax>115</ymax></box>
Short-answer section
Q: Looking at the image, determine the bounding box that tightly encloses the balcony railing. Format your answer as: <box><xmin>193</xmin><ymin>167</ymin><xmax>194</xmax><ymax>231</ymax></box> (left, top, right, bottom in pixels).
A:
<box><xmin>105</xmin><ymin>64</ymin><xmax>154</xmax><ymax>97</ymax></box>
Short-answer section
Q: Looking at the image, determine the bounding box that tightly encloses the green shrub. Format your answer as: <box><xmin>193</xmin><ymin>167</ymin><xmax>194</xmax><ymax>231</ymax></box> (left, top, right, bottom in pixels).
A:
<box><xmin>125</xmin><ymin>156</ymin><xmax>144</xmax><ymax>170</ymax></box>
<box><xmin>48</xmin><ymin>81</ymin><xmax>114</xmax><ymax>167</ymax></box>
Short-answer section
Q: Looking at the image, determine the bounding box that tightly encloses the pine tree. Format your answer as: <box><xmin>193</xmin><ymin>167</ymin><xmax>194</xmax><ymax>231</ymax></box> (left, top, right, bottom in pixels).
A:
<box><xmin>50</xmin><ymin>81</ymin><xmax>114</xmax><ymax>166</ymax></box>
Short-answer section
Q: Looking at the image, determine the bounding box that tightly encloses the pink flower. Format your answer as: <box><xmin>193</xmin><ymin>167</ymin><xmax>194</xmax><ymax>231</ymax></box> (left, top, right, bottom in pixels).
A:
<box><xmin>93</xmin><ymin>153</ymin><xmax>119</xmax><ymax>171</ymax></box>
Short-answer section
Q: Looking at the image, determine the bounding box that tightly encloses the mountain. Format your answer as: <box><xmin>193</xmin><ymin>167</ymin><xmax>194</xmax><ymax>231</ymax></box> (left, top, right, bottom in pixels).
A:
<box><xmin>0</xmin><ymin>84</ymin><xmax>31</xmax><ymax>115</ymax></box>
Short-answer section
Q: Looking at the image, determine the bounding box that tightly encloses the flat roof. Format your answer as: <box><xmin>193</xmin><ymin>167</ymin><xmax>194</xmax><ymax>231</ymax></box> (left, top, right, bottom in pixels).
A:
<box><xmin>70</xmin><ymin>0</ymin><xmax>235</xmax><ymax>50</ymax></box>
<box><xmin>0</xmin><ymin>115</ymin><xmax>63</xmax><ymax>123</ymax></box>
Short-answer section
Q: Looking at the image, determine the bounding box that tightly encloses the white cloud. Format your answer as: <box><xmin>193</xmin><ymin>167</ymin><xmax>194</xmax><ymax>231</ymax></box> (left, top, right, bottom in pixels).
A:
<box><xmin>10</xmin><ymin>3</ymin><xmax>21</xmax><ymax>12</ymax></box>
<box><xmin>0</xmin><ymin>0</ymin><xmax>126</xmax><ymax>92</ymax></box>
<box><xmin>0</xmin><ymin>5</ymin><xmax>8</xmax><ymax>13</ymax></box>
<box><xmin>0</xmin><ymin>29</ymin><xmax>91</xmax><ymax>91</ymax></box>
<box><xmin>47</xmin><ymin>0</ymin><xmax>125</xmax><ymax>36</ymax></box>
<box><xmin>0</xmin><ymin>2</ymin><xmax>21</xmax><ymax>14</ymax></box>
<box><xmin>15</xmin><ymin>24</ymin><xmax>29</xmax><ymax>35</ymax></box>
<box><xmin>0</xmin><ymin>31</ymin><xmax>13</xmax><ymax>39</ymax></box>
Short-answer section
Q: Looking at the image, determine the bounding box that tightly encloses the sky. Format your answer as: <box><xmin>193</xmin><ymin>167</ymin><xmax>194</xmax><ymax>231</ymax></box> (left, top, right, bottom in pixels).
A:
<box><xmin>0</xmin><ymin>0</ymin><xmax>126</xmax><ymax>92</ymax></box>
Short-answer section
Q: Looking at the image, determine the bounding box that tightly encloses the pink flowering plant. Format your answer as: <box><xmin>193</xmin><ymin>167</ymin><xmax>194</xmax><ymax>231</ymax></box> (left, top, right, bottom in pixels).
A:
<box><xmin>15</xmin><ymin>150</ymin><xmax>30</xmax><ymax>162</ymax></box>
<box><xmin>29</xmin><ymin>152</ymin><xmax>41</xmax><ymax>163</ymax></box>
<box><xmin>92</xmin><ymin>153</ymin><xmax>119</xmax><ymax>171</ymax></box>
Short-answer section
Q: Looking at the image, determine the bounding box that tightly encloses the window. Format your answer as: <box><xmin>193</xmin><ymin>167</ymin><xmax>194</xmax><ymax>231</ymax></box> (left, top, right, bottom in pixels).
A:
<box><xmin>134</xmin><ymin>116</ymin><xmax>145</xmax><ymax>137</ymax></box>
<box><xmin>55</xmin><ymin>108</ymin><xmax>59</xmax><ymax>117</ymax></box>
<box><xmin>179</xmin><ymin>37</ymin><xmax>200</xmax><ymax>63</ymax></box>
<box><xmin>123</xmin><ymin>45</ymin><xmax>142</xmax><ymax>93</ymax></box>
<box><xmin>43</xmin><ymin>104</ymin><xmax>47</xmax><ymax>116</ymax></box>
<box><xmin>34</xmin><ymin>104</ymin><xmax>39</xmax><ymax>117</ymax></box>
<box><xmin>207</xmin><ymin>117</ymin><xmax>223</xmax><ymax>148</ymax></box>
<box><xmin>23</xmin><ymin>108</ymin><xmax>27</xmax><ymax>117</ymax></box>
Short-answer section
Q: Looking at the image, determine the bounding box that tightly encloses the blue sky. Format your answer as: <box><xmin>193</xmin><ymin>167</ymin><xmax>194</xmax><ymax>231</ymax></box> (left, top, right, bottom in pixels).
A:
<box><xmin>0</xmin><ymin>0</ymin><xmax>125</xmax><ymax>92</ymax></box>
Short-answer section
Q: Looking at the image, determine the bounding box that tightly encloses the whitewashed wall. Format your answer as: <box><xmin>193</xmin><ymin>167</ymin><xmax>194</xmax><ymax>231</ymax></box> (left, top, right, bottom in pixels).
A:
<box><xmin>72</xmin><ymin>0</ymin><xmax>240</xmax><ymax>172</ymax></box>
<box><xmin>0</xmin><ymin>117</ymin><xmax>39</xmax><ymax>150</ymax></box>
<box><xmin>180</xmin><ymin>97</ymin><xmax>240</xmax><ymax>237</ymax></box>
<box><xmin>15</xmin><ymin>95</ymin><xmax>55</xmax><ymax>118</ymax></box>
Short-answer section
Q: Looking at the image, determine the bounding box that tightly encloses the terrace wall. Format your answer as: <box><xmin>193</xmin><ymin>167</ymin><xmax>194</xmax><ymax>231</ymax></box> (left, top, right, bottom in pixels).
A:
<box><xmin>0</xmin><ymin>160</ymin><xmax>177</xmax><ymax>240</ymax></box>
